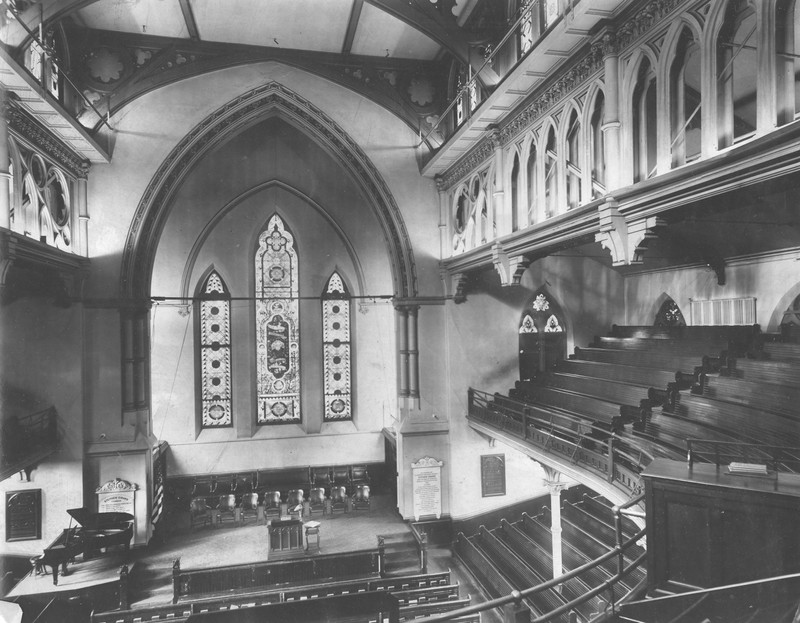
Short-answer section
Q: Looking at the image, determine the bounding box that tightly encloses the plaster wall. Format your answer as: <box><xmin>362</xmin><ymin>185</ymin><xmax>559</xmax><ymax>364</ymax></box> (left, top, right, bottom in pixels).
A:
<box><xmin>0</xmin><ymin>299</ymin><xmax>84</xmax><ymax>554</ymax></box>
<box><xmin>425</xmin><ymin>254</ymin><xmax>624</xmax><ymax>519</ymax></box>
<box><xmin>623</xmin><ymin>251</ymin><xmax>800</xmax><ymax>330</ymax></box>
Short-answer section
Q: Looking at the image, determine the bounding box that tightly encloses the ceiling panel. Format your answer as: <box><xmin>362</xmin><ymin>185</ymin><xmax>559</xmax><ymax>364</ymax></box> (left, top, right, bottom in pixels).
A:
<box><xmin>76</xmin><ymin>0</ymin><xmax>189</xmax><ymax>39</ymax></box>
<box><xmin>350</xmin><ymin>3</ymin><xmax>441</xmax><ymax>60</ymax></box>
<box><xmin>192</xmin><ymin>0</ymin><xmax>354</xmax><ymax>53</ymax></box>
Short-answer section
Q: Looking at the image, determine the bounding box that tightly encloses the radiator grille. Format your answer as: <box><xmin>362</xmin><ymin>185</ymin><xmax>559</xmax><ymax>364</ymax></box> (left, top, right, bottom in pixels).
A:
<box><xmin>689</xmin><ymin>297</ymin><xmax>756</xmax><ymax>326</ymax></box>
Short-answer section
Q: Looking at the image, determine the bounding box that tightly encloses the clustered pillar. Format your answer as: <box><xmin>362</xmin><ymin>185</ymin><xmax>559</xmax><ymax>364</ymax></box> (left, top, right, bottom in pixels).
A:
<box><xmin>396</xmin><ymin>304</ymin><xmax>420</xmax><ymax>409</ymax></box>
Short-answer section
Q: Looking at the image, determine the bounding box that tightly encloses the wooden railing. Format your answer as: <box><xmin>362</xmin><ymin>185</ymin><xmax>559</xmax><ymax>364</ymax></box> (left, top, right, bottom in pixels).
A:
<box><xmin>410</xmin><ymin>522</ymin><xmax>429</xmax><ymax>574</ymax></box>
<box><xmin>687</xmin><ymin>439</ymin><xmax>800</xmax><ymax>476</ymax></box>
<box><xmin>468</xmin><ymin>388</ymin><xmax>652</xmax><ymax>496</ymax></box>
<box><xmin>172</xmin><ymin>548</ymin><xmax>383</xmax><ymax>603</ymax></box>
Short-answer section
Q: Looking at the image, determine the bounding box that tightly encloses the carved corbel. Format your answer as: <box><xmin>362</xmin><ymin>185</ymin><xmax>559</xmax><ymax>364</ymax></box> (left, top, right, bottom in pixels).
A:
<box><xmin>595</xmin><ymin>199</ymin><xmax>628</xmax><ymax>266</ymax></box>
<box><xmin>705</xmin><ymin>256</ymin><xmax>726</xmax><ymax>286</ymax></box>
<box><xmin>596</xmin><ymin>199</ymin><xmax>664</xmax><ymax>266</ymax></box>
<box><xmin>492</xmin><ymin>242</ymin><xmax>530</xmax><ymax>286</ymax></box>
<box><xmin>452</xmin><ymin>272</ymin><xmax>468</xmax><ymax>304</ymax></box>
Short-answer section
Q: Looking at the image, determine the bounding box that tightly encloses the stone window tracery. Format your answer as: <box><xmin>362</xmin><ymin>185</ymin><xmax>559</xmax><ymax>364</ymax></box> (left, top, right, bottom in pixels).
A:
<box><xmin>255</xmin><ymin>214</ymin><xmax>301</xmax><ymax>424</ymax></box>
<box><xmin>198</xmin><ymin>271</ymin><xmax>233</xmax><ymax>428</ymax></box>
<box><xmin>322</xmin><ymin>272</ymin><xmax>352</xmax><ymax>421</ymax></box>
<box><xmin>8</xmin><ymin>138</ymin><xmax>73</xmax><ymax>252</ymax></box>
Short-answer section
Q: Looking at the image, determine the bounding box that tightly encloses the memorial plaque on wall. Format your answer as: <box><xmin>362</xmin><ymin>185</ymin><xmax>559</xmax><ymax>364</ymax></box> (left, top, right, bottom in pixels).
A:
<box><xmin>96</xmin><ymin>478</ymin><xmax>137</xmax><ymax>516</ymax></box>
<box><xmin>6</xmin><ymin>490</ymin><xmax>42</xmax><ymax>541</ymax></box>
<box><xmin>481</xmin><ymin>454</ymin><xmax>506</xmax><ymax>497</ymax></box>
<box><xmin>411</xmin><ymin>456</ymin><xmax>443</xmax><ymax>521</ymax></box>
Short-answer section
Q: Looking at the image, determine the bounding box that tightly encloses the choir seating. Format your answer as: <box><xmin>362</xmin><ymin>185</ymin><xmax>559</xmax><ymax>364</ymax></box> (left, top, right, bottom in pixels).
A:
<box><xmin>263</xmin><ymin>491</ymin><xmax>281</xmax><ymax>521</ymax></box>
<box><xmin>308</xmin><ymin>488</ymin><xmax>326</xmax><ymax>516</ymax></box>
<box><xmin>256</xmin><ymin>467</ymin><xmax>312</xmax><ymax>499</ymax></box>
<box><xmin>286</xmin><ymin>489</ymin><xmax>304</xmax><ymax>519</ymax></box>
<box><xmin>352</xmin><ymin>485</ymin><xmax>370</xmax><ymax>511</ymax></box>
<box><xmin>349</xmin><ymin>465</ymin><xmax>370</xmax><ymax>488</ymax></box>
<box><xmin>330</xmin><ymin>486</ymin><xmax>347</xmax><ymax>514</ymax></box>
<box><xmin>332</xmin><ymin>466</ymin><xmax>350</xmax><ymax>487</ymax></box>
<box><xmin>240</xmin><ymin>492</ymin><xmax>259</xmax><ymax>524</ymax></box>
<box><xmin>217</xmin><ymin>494</ymin><xmax>237</xmax><ymax>526</ymax></box>
<box><xmin>311</xmin><ymin>466</ymin><xmax>333</xmax><ymax>489</ymax></box>
<box><xmin>190</xmin><ymin>498</ymin><xmax>211</xmax><ymax>529</ymax></box>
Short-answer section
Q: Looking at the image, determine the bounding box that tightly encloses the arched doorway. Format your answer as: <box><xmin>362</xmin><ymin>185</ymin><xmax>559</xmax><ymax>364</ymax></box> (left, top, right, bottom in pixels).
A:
<box><xmin>519</xmin><ymin>293</ymin><xmax>567</xmax><ymax>380</ymax></box>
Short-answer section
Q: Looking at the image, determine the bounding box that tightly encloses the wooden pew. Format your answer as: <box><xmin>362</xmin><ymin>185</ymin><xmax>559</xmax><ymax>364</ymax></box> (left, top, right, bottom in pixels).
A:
<box><xmin>390</xmin><ymin>584</ymin><xmax>460</xmax><ymax>606</ymax></box>
<box><xmin>702</xmin><ymin>374</ymin><xmax>800</xmax><ymax>419</ymax></box>
<box><xmin>724</xmin><ymin>357</ymin><xmax>799</xmax><ymax>386</ymax></box>
<box><xmin>473</xmin><ymin>527</ymin><xmax>569</xmax><ymax>617</ymax></box>
<box><xmin>398</xmin><ymin>597</ymin><xmax>472</xmax><ymax>621</ymax></box>
<box><xmin>574</xmin><ymin>347</ymin><xmax>708</xmax><ymax>373</ymax></box>
<box><xmin>670</xmin><ymin>393</ymin><xmax>800</xmax><ymax>449</ymax></box>
<box><xmin>760</xmin><ymin>342</ymin><xmax>800</xmax><ymax>363</ymax></box>
<box><xmin>556</xmin><ymin>359</ymin><xmax>678</xmax><ymax>390</ymax></box>
<box><xmin>593</xmin><ymin>336</ymin><xmax>730</xmax><ymax>357</ymax></box>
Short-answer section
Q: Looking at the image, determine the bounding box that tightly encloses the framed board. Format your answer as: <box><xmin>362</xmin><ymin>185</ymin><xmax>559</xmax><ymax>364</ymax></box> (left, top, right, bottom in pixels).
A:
<box><xmin>481</xmin><ymin>454</ymin><xmax>506</xmax><ymax>497</ymax></box>
<box><xmin>6</xmin><ymin>489</ymin><xmax>42</xmax><ymax>541</ymax></box>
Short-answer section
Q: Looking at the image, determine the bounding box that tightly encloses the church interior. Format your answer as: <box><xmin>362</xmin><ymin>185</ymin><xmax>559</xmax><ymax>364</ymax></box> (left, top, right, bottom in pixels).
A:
<box><xmin>2</xmin><ymin>0</ymin><xmax>800</xmax><ymax>621</ymax></box>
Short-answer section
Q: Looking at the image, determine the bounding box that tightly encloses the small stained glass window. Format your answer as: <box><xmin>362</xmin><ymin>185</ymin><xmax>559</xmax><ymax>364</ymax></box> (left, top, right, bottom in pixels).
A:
<box><xmin>322</xmin><ymin>272</ymin><xmax>352</xmax><ymax>421</ymax></box>
<box><xmin>199</xmin><ymin>272</ymin><xmax>232</xmax><ymax>428</ymax></box>
<box><xmin>544</xmin><ymin>314</ymin><xmax>563</xmax><ymax>332</ymax></box>
<box><xmin>654</xmin><ymin>298</ymin><xmax>686</xmax><ymax>327</ymax></box>
<box><xmin>519</xmin><ymin>314</ymin><xmax>537</xmax><ymax>333</ymax></box>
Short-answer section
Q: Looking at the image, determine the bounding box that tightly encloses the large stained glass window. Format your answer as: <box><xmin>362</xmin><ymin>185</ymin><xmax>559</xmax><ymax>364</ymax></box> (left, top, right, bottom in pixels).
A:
<box><xmin>255</xmin><ymin>214</ymin><xmax>300</xmax><ymax>424</ymax></box>
<box><xmin>199</xmin><ymin>272</ymin><xmax>232</xmax><ymax>428</ymax></box>
<box><xmin>322</xmin><ymin>272</ymin><xmax>352</xmax><ymax>421</ymax></box>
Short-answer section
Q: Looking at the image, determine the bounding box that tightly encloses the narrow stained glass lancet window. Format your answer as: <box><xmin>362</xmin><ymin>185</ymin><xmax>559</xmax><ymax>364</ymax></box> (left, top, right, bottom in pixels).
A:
<box><xmin>255</xmin><ymin>214</ymin><xmax>300</xmax><ymax>424</ymax></box>
<box><xmin>322</xmin><ymin>272</ymin><xmax>352</xmax><ymax>421</ymax></box>
<box><xmin>199</xmin><ymin>272</ymin><xmax>232</xmax><ymax>428</ymax></box>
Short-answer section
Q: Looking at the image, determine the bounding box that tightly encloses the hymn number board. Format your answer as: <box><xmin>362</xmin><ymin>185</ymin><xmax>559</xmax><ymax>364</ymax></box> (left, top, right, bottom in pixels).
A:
<box><xmin>481</xmin><ymin>454</ymin><xmax>506</xmax><ymax>497</ymax></box>
<box><xmin>6</xmin><ymin>489</ymin><xmax>42</xmax><ymax>541</ymax></box>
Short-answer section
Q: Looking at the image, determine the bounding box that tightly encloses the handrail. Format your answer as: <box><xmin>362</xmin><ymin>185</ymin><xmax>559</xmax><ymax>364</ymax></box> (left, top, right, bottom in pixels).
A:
<box><xmin>410</xmin><ymin>523</ymin><xmax>429</xmax><ymax>574</ymax></box>
<box><xmin>687</xmin><ymin>439</ymin><xmax>800</xmax><ymax>473</ymax></box>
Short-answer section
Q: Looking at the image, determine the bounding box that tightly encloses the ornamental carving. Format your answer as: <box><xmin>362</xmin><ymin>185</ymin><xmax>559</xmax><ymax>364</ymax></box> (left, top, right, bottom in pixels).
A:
<box><xmin>95</xmin><ymin>478</ymin><xmax>137</xmax><ymax>493</ymax></box>
<box><xmin>5</xmin><ymin>104</ymin><xmax>90</xmax><ymax>178</ymax></box>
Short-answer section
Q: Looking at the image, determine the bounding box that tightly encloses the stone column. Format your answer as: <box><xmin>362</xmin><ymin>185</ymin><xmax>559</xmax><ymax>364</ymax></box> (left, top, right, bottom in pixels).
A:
<box><xmin>435</xmin><ymin>175</ymin><xmax>448</xmax><ymax>261</ymax></box>
<box><xmin>544</xmin><ymin>469</ymin><xmax>566</xmax><ymax>581</ymax></box>
<box><xmin>407</xmin><ymin>305</ymin><xmax>420</xmax><ymax>405</ymax></box>
<box><xmin>0</xmin><ymin>98</ymin><xmax>11</xmax><ymax>230</ymax></box>
<box><xmin>75</xmin><ymin>165</ymin><xmax>90</xmax><ymax>257</ymax></box>
<box><xmin>598</xmin><ymin>31</ymin><xmax>621</xmax><ymax>191</ymax></box>
<box><xmin>396</xmin><ymin>306</ymin><xmax>409</xmax><ymax>400</ymax></box>
<box><xmin>489</xmin><ymin>127</ymin><xmax>507</xmax><ymax>235</ymax></box>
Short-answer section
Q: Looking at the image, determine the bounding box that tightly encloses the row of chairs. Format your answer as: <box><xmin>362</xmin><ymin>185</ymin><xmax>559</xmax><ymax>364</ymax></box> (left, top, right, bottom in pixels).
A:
<box><xmin>190</xmin><ymin>485</ymin><xmax>371</xmax><ymax>529</ymax></box>
<box><xmin>189</xmin><ymin>466</ymin><xmax>370</xmax><ymax>500</ymax></box>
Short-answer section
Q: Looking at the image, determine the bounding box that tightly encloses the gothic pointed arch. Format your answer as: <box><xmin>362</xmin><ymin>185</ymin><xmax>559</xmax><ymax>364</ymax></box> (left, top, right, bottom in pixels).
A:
<box><xmin>120</xmin><ymin>82</ymin><xmax>417</xmax><ymax>303</ymax></box>
<box><xmin>653</xmin><ymin>294</ymin><xmax>686</xmax><ymax>327</ymax></box>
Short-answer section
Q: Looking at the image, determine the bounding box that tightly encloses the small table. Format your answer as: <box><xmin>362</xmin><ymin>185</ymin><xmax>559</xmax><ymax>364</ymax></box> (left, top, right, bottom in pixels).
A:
<box><xmin>304</xmin><ymin>521</ymin><xmax>321</xmax><ymax>554</ymax></box>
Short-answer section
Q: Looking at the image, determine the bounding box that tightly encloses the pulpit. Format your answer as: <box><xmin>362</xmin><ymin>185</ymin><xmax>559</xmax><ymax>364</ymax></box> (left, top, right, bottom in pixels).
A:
<box><xmin>266</xmin><ymin>518</ymin><xmax>304</xmax><ymax>559</ymax></box>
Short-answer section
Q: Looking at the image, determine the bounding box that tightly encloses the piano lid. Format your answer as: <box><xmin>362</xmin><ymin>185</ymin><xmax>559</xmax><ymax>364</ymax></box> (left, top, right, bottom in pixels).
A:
<box><xmin>67</xmin><ymin>507</ymin><xmax>134</xmax><ymax>530</ymax></box>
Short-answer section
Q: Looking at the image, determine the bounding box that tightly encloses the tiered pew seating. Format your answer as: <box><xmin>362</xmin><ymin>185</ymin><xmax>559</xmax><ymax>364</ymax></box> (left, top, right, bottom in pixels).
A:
<box><xmin>702</xmin><ymin>374</ymin><xmax>800</xmax><ymax>419</ymax></box>
<box><xmin>759</xmin><ymin>342</ymin><xmax>800</xmax><ymax>363</ymax></box>
<box><xmin>670</xmin><ymin>392</ymin><xmax>800</xmax><ymax>450</ymax></box>
<box><xmin>557</xmin><ymin>359</ymin><xmax>678</xmax><ymax>389</ymax></box>
<box><xmin>473</xmin><ymin>525</ymin><xmax>569</xmax><ymax>617</ymax></box>
<box><xmin>724</xmin><ymin>357</ymin><xmax>798</xmax><ymax>386</ymax></box>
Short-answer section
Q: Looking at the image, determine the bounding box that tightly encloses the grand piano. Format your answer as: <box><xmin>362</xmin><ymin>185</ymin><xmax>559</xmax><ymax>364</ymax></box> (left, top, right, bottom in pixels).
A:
<box><xmin>40</xmin><ymin>507</ymin><xmax>134</xmax><ymax>585</ymax></box>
